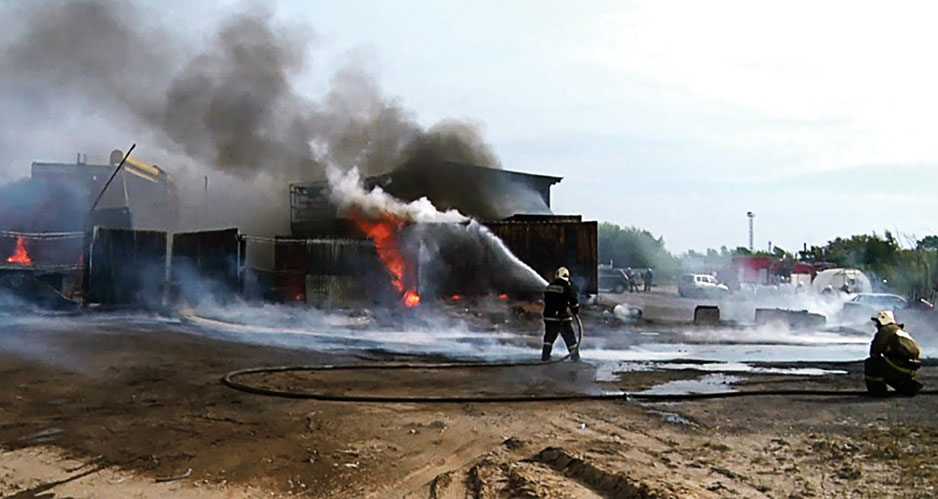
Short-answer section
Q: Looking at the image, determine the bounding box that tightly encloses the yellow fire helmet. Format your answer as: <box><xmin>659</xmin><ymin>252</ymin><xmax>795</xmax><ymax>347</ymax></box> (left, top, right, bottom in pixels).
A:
<box><xmin>555</xmin><ymin>267</ymin><xmax>570</xmax><ymax>281</ymax></box>
<box><xmin>871</xmin><ymin>309</ymin><xmax>896</xmax><ymax>327</ymax></box>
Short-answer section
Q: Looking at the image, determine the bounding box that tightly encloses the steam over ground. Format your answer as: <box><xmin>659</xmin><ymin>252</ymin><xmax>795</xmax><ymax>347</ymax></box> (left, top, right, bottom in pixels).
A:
<box><xmin>0</xmin><ymin>1</ymin><xmax>500</xmax><ymax>235</ymax></box>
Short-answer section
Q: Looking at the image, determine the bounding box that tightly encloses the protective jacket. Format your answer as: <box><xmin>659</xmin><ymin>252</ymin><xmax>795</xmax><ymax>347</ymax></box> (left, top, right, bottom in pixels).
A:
<box><xmin>871</xmin><ymin>323</ymin><xmax>921</xmax><ymax>361</ymax></box>
<box><xmin>865</xmin><ymin>322</ymin><xmax>923</xmax><ymax>396</ymax></box>
<box><xmin>543</xmin><ymin>277</ymin><xmax>579</xmax><ymax>321</ymax></box>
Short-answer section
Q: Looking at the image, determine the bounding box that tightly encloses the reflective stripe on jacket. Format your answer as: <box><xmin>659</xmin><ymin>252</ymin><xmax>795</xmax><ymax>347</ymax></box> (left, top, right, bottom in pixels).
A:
<box><xmin>884</xmin><ymin>355</ymin><xmax>921</xmax><ymax>376</ymax></box>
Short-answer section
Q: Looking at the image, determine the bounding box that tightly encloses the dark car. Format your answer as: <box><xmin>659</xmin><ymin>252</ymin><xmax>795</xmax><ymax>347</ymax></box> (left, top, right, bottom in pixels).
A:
<box><xmin>598</xmin><ymin>267</ymin><xmax>630</xmax><ymax>294</ymax></box>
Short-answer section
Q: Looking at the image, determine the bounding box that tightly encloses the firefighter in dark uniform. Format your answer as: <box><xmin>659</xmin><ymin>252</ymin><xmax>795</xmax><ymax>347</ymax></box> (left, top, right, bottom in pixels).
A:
<box><xmin>865</xmin><ymin>310</ymin><xmax>923</xmax><ymax>396</ymax></box>
<box><xmin>542</xmin><ymin>267</ymin><xmax>580</xmax><ymax>361</ymax></box>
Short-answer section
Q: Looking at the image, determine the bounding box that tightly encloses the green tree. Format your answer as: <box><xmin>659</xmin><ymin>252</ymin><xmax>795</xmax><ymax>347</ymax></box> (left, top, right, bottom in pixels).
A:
<box><xmin>917</xmin><ymin>235</ymin><xmax>938</xmax><ymax>250</ymax></box>
<box><xmin>772</xmin><ymin>246</ymin><xmax>792</xmax><ymax>259</ymax></box>
<box><xmin>598</xmin><ymin>223</ymin><xmax>678</xmax><ymax>277</ymax></box>
<box><xmin>803</xmin><ymin>231</ymin><xmax>938</xmax><ymax>300</ymax></box>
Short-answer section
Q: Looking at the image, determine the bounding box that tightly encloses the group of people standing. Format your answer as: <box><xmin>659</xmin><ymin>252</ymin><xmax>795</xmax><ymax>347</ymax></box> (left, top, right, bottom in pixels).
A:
<box><xmin>624</xmin><ymin>267</ymin><xmax>654</xmax><ymax>293</ymax></box>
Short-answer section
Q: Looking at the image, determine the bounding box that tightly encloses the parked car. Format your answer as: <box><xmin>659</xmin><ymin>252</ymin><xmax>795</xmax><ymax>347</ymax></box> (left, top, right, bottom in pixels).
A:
<box><xmin>678</xmin><ymin>273</ymin><xmax>729</xmax><ymax>298</ymax></box>
<box><xmin>598</xmin><ymin>267</ymin><xmax>630</xmax><ymax>294</ymax></box>
<box><xmin>839</xmin><ymin>293</ymin><xmax>909</xmax><ymax>324</ymax></box>
<box><xmin>842</xmin><ymin>293</ymin><xmax>908</xmax><ymax>313</ymax></box>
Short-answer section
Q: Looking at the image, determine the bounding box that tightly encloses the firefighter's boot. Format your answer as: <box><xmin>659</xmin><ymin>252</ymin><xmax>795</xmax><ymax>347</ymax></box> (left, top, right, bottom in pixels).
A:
<box><xmin>541</xmin><ymin>344</ymin><xmax>552</xmax><ymax>362</ymax></box>
<box><xmin>865</xmin><ymin>357</ymin><xmax>888</xmax><ymax>396</ymax></box>
<box><xmin>898</xmin><ymin>377</ymin><xmax>924</xmax><ymax>396</ymax></box>
<box><xmin>568</xmin><ymin>343</ymin><xmax>580</xmax><ymax>362</ymax></box>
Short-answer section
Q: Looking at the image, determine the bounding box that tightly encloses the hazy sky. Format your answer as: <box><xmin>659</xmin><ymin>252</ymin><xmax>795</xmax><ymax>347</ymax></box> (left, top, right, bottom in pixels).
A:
<box><xmin>5</xmin><ymin>1</ymin><xmax>938</xmax><ymax>253</ymax></box>
<box><xmin>281</xmin><ymin>0</ymin><xmax>938</xmax><ymax>253</ymax></box>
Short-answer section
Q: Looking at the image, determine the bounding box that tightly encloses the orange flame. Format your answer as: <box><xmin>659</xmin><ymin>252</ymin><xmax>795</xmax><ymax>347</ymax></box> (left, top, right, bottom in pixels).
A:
<box><xmin>351</xmin><ymin>210</ymin><xmax>420</xmax><ymax>307</ymax></box>
<box><xmin>498</xmin><ymin>293</ymin><xmax>508</xmax><ymax>300</ymax></box>
<box><xmin>6</xmin><ymin>237</ymin><xmax>31</xmax><ymax>265</ymax></box>
<box><xmin>403</xmin><ymin>289</ymin><xmax>421</xmax><ymax>308</ymax></box>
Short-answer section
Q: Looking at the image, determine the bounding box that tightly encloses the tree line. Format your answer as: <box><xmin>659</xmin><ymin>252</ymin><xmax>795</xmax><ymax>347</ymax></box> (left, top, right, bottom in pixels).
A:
<box><xmin>597</xmin><ymin>223</ymin><xmax>679</xmax><ymax>277</ymax></box>
<box><xmin>599</xmin><ymin>223</ymin><xmax>938</xmax><ymax>301</ymax></box>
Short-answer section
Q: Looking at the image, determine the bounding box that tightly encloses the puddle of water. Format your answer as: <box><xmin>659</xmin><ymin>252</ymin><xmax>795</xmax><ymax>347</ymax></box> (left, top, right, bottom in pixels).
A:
<box><xmin>582</xmin><ymin>342</ymin><xmax>868</xmax><ymax>363</ymax></box>
<box><xmin>658</xmin><ymin>362</ymin><xmax>846</xmax><ymax>376</ymax></box>
<box><xmin>594</xmin><ymin>360</ymin><xmax>846</xmax><ymax>383</ymax></box>
<box><xmin>637</xmin><ymin>373</ymin><xmax>742</xmax><ymax>396</ymax></box>
<box><xmin>594</xmin><ymin>362</ymin><xmax>652</xmax><ymax>382</ymax></box>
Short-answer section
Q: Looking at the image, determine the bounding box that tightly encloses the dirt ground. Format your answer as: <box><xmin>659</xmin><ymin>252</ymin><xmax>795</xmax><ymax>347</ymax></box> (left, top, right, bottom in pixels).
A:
<box><xmin>2</xmin><ymin>297</ymin><xmax>937</xmax><ymax>498</ymax></box>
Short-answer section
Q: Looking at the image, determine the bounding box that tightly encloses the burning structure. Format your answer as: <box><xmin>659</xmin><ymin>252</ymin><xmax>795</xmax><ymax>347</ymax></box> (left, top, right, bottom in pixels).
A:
<box><xmin>283</xmin><ymin>161</ymin><xmax>598</xmax><ymax>305</ymax></box>
<box><xmin>0</xmin><ymin>152</ymin><xmax>596</xmax><ymax>311</ymax></box>
<box><xmin>0</xmin><ymin>4</ymin><xmax>595</xmax><ymax>310</ymax></box>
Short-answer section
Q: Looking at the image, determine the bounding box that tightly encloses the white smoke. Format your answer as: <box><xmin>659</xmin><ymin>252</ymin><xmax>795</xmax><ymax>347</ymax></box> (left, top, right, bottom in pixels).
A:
<box><xmin>718</xmin><ymin>289</ymin><xmax>851</xmax><ymax>324</ymax></box>
<box><xmin>325</xmin><ymin>166</ymin><xmax>467</xmax><ymax>223</ymax></box>
<box><xmin>325</xmin><ymin>165</ymin><xmax>548</xmax><ymax>292</ymax></box>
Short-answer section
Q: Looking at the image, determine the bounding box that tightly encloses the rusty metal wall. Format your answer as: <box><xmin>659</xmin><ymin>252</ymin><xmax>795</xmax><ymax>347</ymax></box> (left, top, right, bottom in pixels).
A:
<box><xmin>306</xmin><ymin>238</ymin><xmax>380</xmax><ymax>275</ymax></box>
<box><xmin>268</xmin><ymin>237</ymin><xmax>390</xmax><ymax>305</ymax></box>
<box><xmin>171</xmin><ymin>228</ymin><xmax>239</xmax><ymax>304</ymax></box>
<box><xmin>306</xmin><ymin>275</ymin><xmax>371</xmax><ymax>306</ymax></box>
<box><xmin>272</xmin><ymin>237</ymin><xmax>307</xmax><ymax>302</ymax></box>
<box><xmin>305</xmin><ymin>238</ymin><xmax>387</xmax><ymax>306</ymax></box>
<box><xmin>88</xmin><ymin>227</ymin><xmax>167</xmax><ymax>306</ymax></box>
<box><xmin>484</xmin><ymin>220</ymin><xmax>598</xmax><ymax>294</ymax></box>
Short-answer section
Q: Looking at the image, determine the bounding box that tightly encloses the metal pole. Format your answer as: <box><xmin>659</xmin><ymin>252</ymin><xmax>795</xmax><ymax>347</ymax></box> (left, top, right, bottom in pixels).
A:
<box><xmin>81</xmin><ymin>144</ymin><xmax>134</xmax><ymax>306</ymax></box>
<box><xmin>85</xmin><ymin>143</ymin><xmax>135</xmax><ymax>231</ymax></box>
<box><xmin>747</xmin><ymin>211</ymin><xmax>755</xmax><ymax>252</ymax></box>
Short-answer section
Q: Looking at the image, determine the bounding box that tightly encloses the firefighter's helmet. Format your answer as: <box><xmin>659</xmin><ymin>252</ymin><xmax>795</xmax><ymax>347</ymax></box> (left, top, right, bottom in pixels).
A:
<box><xmin>555</xmin><ymin>267</ymin><xmax>570</xmax><ymax>281</ymax></box>
<box><xmin>872</xmin><ymin>309</ymin><xmax>896</xmax><ymax>327</ymax></box>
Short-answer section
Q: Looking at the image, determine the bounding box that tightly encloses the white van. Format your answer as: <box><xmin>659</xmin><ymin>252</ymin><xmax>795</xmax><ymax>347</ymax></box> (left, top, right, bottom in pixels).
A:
<box><xmin>678</xmin><ymin>274</ymin><xmax>729</xmax><ymax>298</ymax></box>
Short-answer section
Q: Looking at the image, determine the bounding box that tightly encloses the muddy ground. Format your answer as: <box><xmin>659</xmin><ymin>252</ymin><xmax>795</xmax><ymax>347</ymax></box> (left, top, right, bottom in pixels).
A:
<box><xmin>1</xmin><ymin>293</ymin><xmax>937</xmax><ymax>498</ymax></box>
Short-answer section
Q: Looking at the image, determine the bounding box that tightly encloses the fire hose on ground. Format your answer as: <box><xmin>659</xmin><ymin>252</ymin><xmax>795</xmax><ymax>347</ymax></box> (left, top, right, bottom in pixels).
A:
<box><xmin>218</xmin><ymin>314</ymin><xmax>938</xmax><ymax>403</ymax></box>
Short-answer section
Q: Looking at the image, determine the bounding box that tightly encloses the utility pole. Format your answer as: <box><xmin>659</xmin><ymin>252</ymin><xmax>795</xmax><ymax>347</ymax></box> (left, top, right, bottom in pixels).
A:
<box><xmin>747</xmin><ymin>211</ymin><xmax>755</xmax><ymax>252</ymax></box>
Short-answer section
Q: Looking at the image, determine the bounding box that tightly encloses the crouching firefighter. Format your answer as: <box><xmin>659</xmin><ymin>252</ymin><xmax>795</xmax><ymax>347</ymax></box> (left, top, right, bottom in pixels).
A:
<box><xmin>542</xmin><ymin>267</ymin><xmax>580</xmax><ymax>361</ymax></box>
<box><xmin>864</xmin><ymin>310</ymin><xmax>923</xmax><ymax>396</ymax></box>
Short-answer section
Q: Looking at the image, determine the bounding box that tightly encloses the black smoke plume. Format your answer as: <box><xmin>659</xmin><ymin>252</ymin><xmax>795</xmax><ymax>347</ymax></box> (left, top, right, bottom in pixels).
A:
<box><xmin>0</xmin><ymin>1</ymin><xmax>509</xmax><ymax>233</ymax></box>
